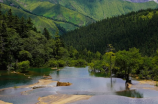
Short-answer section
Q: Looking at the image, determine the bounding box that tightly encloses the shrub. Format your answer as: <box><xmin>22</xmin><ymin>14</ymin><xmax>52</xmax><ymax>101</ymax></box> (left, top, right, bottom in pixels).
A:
<box><xmin>57</xmin><ymin>60</ymin><xmax>66</xmax><ymax>67</ymax></box>
<box><xmin>45</xmin><ymin>59</ymin><xmax>58</xmax><ymax>67</ymax></box>
<box><xmin>17</xmin><ymin>60</ymin><xmax>30</xmax><ymax>72</ymax></box>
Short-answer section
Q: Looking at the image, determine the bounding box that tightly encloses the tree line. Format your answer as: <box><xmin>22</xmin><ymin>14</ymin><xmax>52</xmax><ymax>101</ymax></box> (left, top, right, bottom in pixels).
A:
<box><xmin>89</xmin><ymin>46</ymin><xmax>158</xmax><ymax>82</ymax></box>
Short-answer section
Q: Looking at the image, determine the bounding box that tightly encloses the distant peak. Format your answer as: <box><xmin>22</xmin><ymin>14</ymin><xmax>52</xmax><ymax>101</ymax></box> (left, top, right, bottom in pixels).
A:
<box><xmin>125</xmin><ymin>0</ymin><xmax>158</xmax><ymax>3</ymax></box>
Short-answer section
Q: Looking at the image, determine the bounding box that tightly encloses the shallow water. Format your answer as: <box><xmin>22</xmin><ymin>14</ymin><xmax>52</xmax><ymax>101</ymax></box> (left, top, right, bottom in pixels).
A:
<box><xmin>0</xmin><ymin>66</ymin><xmax>158</xmax><ymax>104</ymax></box>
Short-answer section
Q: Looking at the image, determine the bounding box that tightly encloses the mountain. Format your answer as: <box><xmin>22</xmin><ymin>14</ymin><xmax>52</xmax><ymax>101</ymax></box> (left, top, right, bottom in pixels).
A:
<box><xmin>55</xmin><ymin>0</ymin><xmax>158</xmax><ymax>20</ymax></box>
<box><xmin>1</xmin><ymin>0</ymin><xmax>95</xmax><ymax>26</ymax></box>
<box><xmin>61</xmin><ymin>8</ymin><xmax>158</xmax><ymax>56</ymax></box>
<box><xmin>126</xmin><ymin>0</ymin><xmax>158</xmax><ymax>3</ymax></box>
<box><xmin>1</xmin><ymin>0</ymin><xmax>158</xmax><ymax>36</ymax></box>
<box><xmin>0</xmin><ymin>3</ymin><xmax>79</xmax><ymax>36</ymax></box>
<box><xmin>2</xmin><ymin>0</ymin><xmax>158</xmax><ymax>20</ymax></box>
<box><xmin>0</xmin><ymin>3</ymin><xmax>57</xmax><ymax>36</ymax></box>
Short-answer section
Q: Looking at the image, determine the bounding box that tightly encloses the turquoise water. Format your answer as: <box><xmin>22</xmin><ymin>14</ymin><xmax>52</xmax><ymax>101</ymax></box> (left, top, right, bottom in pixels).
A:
<box><xmin>0</xmin><ymin>66</ymin><xmax>158</xmax><ymax>104</ymax></box>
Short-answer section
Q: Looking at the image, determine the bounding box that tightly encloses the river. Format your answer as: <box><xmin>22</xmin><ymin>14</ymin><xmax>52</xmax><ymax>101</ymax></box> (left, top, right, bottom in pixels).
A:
<box><xmin>0</xmin><ymin>66</ymin><xmax>158</xmax><ymax>104</ymax></box>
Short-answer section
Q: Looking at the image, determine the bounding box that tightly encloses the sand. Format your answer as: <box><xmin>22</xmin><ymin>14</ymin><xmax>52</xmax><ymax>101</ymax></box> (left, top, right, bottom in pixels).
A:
<box><xmin>0</xmin><ymin>100</ymin><xmax>12</xmax><ymax>104</ymax></box>
<box><xmin>130</xmin><ymin>80</ymin><xmax>158</xmax><ymax>91</ymax></box>
<box><xmin>37</xmin><ymin>94</ymin><xmax>91</xmax><ymax>104</ymax></box>
<box><xmin>28</xmin><ymin>79</ymin><xmax>57</xmax><ymax>88</ymax></box>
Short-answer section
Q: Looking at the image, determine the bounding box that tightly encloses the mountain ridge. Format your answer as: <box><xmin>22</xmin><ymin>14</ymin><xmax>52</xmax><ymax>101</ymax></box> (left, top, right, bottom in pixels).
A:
<box><xmin>1</xmin><ymin>0</ymin><xmax>158</xmax><ymax>36</ymax></box>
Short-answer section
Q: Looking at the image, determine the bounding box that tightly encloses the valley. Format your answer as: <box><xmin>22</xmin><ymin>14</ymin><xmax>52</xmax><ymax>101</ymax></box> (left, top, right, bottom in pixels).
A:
<box><xmin>1</xmin><ymin>0</ymin><xmax>158</xmax><ymax>104</ymax></box>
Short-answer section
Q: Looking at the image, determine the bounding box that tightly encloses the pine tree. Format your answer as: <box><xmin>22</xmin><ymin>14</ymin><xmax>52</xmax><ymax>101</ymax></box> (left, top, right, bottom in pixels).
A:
<box><xmin>43</xmin><ymin>28</ymin><xmax>51</xmax><ymax>40</ymax></box>
<box><xmin>0</xmin><ymin>4</ymin><xmax>2</xmax><ymax>16</ymax></box>
<box><xmin>27</xmin><ymin>17</ymin><xmax>33</xmax><ymax>30</ymax></box>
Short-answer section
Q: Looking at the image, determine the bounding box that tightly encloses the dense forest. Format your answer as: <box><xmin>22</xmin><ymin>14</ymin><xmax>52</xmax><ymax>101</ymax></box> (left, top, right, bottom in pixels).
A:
<box><xmin>61</xmin><ymin>8</ymin><xmax>158</xmax><ymax>56</ymax></box>
<box><xmin>0</xmin><ymin>5</ymin><xmax>98</xmax><ymax>72</ymax></box>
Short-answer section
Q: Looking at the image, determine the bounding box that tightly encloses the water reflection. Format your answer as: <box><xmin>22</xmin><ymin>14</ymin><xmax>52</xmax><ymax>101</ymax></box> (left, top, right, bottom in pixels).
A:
<box><xmin>116</xmin><ymin>89</ymin><xmax>143</xmax><ymax>98</ymax></box>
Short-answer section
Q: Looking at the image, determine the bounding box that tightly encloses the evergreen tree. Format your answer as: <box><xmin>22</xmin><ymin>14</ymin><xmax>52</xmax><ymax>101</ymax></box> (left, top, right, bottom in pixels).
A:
<box><xmin>42</xmin><ymin>28</ymin><xmax>51</xmax><ymax>40</ymax></box>
<box><xmin>27</xmin><ymin>17</ymin><xmax>33</xmax><ymax>30</ymax></box>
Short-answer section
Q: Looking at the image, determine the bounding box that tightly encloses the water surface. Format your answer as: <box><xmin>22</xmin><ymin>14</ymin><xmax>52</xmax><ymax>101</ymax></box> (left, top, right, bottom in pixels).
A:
<box><xmin>0</xmin><ymin>66</ymin><xmax>158</xmax><ymax>104</ymax></box>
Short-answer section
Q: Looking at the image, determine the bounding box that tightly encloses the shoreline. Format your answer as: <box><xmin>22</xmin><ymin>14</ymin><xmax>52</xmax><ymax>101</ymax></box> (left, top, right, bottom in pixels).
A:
<box><xmin>129</xmin><ymin>80</ymin><xmax>158</xmax><ymax>91</ymax></box>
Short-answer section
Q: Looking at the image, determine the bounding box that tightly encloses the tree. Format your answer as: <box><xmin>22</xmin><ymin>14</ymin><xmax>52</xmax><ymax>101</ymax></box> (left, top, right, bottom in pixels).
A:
<box><xmin>43</xmin><ymin>28</ymin><xmax>51</xmax><ymax>40</ymax></box>
<box><xmin>116</xmin><ymin>48</ymin><xmax>142</xmax><ymax>83</ymax></box>
<box><xmin>27</xmin><ymin>17</ymin><xmax>33</xmax><ymax>30</ymax></box>
<box><xmin>19</xmin><ymin>50</ymin><xmax>32</xmax><ymax>61</ymax></box>
<box><xmin>0</xmin><ymin>4</ymin><xmax>2</xmax><ymax>16</ymax></box>
<box><xmin>95</xmin><ymin>51</ymin><xmax>101</xmax><ymax>60</ymax></box>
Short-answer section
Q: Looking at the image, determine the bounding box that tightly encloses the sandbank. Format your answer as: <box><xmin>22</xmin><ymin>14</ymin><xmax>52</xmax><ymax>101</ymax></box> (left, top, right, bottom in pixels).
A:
<box><xmin>0</xmin><ymin>100</ymin><xmax>12</xmax><ymax>104</ymax></box>
<box><xmin>37</xmin><ymin>94</ymin><xmax>91</xmax><ymax>104</ymax></box>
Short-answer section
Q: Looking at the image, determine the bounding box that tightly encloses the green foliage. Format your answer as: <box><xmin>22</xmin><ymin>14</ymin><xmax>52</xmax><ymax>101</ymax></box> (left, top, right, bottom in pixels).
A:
<box><xmin>19</xmin><ymin>50</ymin><xmax>32</xmax><ymax>61</ymax></box>
<box><xmin>0</xmin><ymin>10</ymin><xmax>86</xmax><ymax>70</ymax></box>
<box><xmin>44</xmin><ymin>58</ymin><xmax>58</xmax><ymax>67</ymax></box>
<box><xmin>115</xmin><ymin>48</ymin><xmax>142</xmax><ymax>81</ymax></box>
<box><xmin>17</xmin><ymin>60</ymin><xmax>30</xmax><ymax>72</ymax></box>
<box><xmin>58</xmin><ymin>60</ymin><xmax>66</xmax><ymax>67</ymax></box>
<box><xmin>67</xmin><ymin>59</ymin><xmax>87</xmax><ymax>67</ymax></box>
<box><xmin>43</xmin><ymin>28</ymin><xmax>51</xmax><ymax>40</ymax></box>
<box><xmin>138</xmin><ymin>56</ymin><xmax>153</xmax><ymax>80</ymax></box>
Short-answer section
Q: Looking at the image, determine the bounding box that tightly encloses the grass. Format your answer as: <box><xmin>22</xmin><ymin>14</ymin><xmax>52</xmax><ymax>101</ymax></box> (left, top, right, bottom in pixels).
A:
<box><xmin>14</xmin><ymin>85</ymin><xmax>18</xmax><ymax>89</ymax></box>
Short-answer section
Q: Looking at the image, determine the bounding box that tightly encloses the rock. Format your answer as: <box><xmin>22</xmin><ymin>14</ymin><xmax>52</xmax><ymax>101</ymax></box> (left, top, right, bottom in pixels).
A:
<box><xmin>43</xmin><ymin>75</ymin><xmax>52</xmax><ymax>79</ymax></box>
<box><xmin>56</xmin><ymin>82</ymin><xmax>72</xmax><ymax>86</ymax></box>
<box><xmin>32</xmin><ymin>86</ymin><xmax>45</xmax><ymax>89</ymax></box>
<box><xmin>51</xmin><ymin>67</ymin><xmax>57</xmax><ymax>69</ymax></box>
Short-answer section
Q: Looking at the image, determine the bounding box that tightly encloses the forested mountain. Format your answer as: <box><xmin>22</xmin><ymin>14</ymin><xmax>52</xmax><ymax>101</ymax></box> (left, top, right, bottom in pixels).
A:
<box><xmin>0</xmin><ymin>3</ymin><xmax>78</xmax><ymax>37</ymax></box>
<box><xmin>127</xmin><ymin>0</ymin><xmax>158</xmax><ymax>3</ymax></box>
<box><xmin>61</xmin><ymin>8</ymin><xmax>158</xmax><ymax>56</ymax></box>
<box><xmin>1</xmin><ymin>0</ymin><xmax>158</xmax><ymax>36</ymax></box>
<box><xmin>1</xmin><ymin>0</ymin><xmax>95</xmax><ymax>33</ymax></box>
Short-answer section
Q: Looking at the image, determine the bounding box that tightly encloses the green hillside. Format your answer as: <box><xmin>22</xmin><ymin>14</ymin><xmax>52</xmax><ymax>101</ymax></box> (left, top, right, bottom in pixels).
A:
<box><xmin>61</xmin><ymin>8</ymin><xmax>158</xmax><ymax>56</ymax></box>
<box><xmin>2</xmin><ymin>0</ymin><xmax>95</xmax><ymax>26</ymax></box>
<box><xmin>0</xmin><ymin>3</ymin><xmax>78</xmax><ymax>36</ymax></box>
<box><xmin>2</xmin><ymin>0</ymin><xmax>158</xmax><ymax>20</ymax></box>
<box><xmin>53</xmin><ymin>0</ymin><xmax>158</xmax><ymax>20</ymax></box>
<box><xmin>1</xmin><ymin>3</ymin><xmax>57</xmax><ymax>35</ymax></box>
